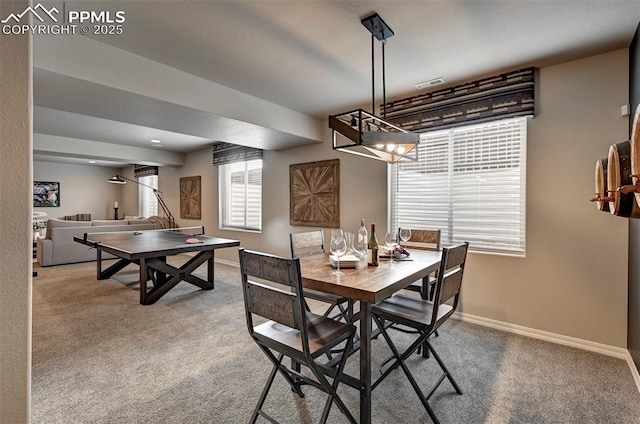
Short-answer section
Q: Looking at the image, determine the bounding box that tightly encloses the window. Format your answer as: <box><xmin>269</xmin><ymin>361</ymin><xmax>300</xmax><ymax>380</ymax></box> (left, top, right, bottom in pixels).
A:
<box><xmin>390</xmin><ymin>117</ymin><xmax>527</xmax><ymax>256</ymax></box>
<box><xmin>138</xmin><ymin>175</ymin><xmax>158</xmax><ymax>218</ymax></box>
<box><xmin>219</xmin><ymin>159</ymin><xmax>262</xmax><ymax>231</ymax></box>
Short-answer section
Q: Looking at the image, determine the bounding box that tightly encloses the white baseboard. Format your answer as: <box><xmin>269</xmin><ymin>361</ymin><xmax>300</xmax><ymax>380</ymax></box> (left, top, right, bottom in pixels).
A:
<box><xmin>626</xmin><ymin>351</ymin><xmax>640</xmax><ymax>394</ymax></box>
<box><xmin>215</xmin><ymin>257</ymin><xmax>239</xmax><ymax>268</ymax></box>
<box><xmin>453</xmin><ymin>311</ymin><xmax>640</xmax><ymax>394</ymax></box>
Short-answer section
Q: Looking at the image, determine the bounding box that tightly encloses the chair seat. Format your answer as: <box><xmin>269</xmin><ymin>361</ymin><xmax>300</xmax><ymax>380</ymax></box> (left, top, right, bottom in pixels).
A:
<box><xmin>254</xmin><ymin>312</ymin><xmax>355</xmax><ymax>359</ymax></box>
<box><xmin>304</xmin><ymin>288</ymin><xmax>349</xmax><ymax>304</ymax></box>
<box><xmin>372</xmin><ymin>294</ymin><xmax>453</xmax><ymax>330</ymax></box>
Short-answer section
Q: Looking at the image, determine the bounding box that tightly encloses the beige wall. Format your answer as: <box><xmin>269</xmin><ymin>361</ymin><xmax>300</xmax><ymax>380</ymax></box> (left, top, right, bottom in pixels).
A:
<box><xmin>0</xmin><ymin>0</ymin><xmax>31</xmax><ymax>421</ymax></box>
<box><xmin>33</xmin><ymin>161</ymin><xmax>124</xmax><ymax>220</ymax></box>
<box><xmin>462</xmin><ymin>50</ymin><xmax>630</xmax><ymax>346</ymax></box>
<box><xmin>166</xmin><ymin>49</ymin><xmax>630</xmax><ymax>348</ymax></box>
<box><xmin>163</xmin><ymin>135</ymin><xmax>388</xmax><ymax>263</ymax></box>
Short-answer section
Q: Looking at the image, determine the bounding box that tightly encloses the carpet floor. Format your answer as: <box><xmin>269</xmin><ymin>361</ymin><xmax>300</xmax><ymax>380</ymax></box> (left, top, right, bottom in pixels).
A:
<box><xmin>31</xmin><ymin>258</ymin><xmax>640</xmax><ymax>423</ymax></box>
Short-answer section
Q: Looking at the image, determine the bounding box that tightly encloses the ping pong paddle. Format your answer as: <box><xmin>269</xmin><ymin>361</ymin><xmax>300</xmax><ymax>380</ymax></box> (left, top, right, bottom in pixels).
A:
<box><xmin>185</xmin><ymin>238</ymin><xmax>203</xmax><ymax>244</ymax></box>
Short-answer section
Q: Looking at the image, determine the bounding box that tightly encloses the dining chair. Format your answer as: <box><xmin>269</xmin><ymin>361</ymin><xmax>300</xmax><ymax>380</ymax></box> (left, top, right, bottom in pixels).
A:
<box><xmin>238</xmin><ymin>248</ymin><xmax>357</xmax><ymax>424</ymax></box>
<box><xmin>398</xmin><ymin>228</ymin><xmax>441</xmax><ymax>300</ymax></box>
<box><xmin>290</xmin><ymin>231</ymin><xmax>353</xmax><ymax>322</ymax></box>
<box><xmin>390</xmin><ymin>228</ymin><xmax>442</xmax><ymax>358</ymax></box>
<box><xmin>371</xmin><ymin>242</ymin><xmax>469</xmax><ymax>424</ymax></box>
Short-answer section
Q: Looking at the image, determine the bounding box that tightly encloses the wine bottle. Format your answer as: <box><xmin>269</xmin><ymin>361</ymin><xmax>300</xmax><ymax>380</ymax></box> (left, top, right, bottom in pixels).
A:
<box><xmin>368</xmin><ymin>223</ymin><xmax>379</xmax><ymax>266</ymax></box>
<box><xmin>358</xmin><ymin>219</ymin><xmax>368</xmax><ymax>250</ymax></box>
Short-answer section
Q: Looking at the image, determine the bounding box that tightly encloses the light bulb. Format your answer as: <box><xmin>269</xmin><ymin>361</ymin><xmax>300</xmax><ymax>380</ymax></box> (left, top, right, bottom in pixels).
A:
<box><xmin>385</xmin><ymin>143</ymin><xmax>396</xmax><ymax>152</ymax></box>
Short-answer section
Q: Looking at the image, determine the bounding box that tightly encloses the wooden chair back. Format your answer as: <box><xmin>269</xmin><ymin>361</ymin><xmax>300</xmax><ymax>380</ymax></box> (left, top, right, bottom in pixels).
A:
<box><xmin>238</xmin><ymin>249</ymin><xmax>306</xmax><ymax>335</ymax></box>
<box><xmin>431</xmin><ymin>242</ymin><xmax>469</xmax><ymax>321</ymax></box>
<box><xmin>290</xmin><ymin>230</ymin><xmax>326</xmax><ymax>258</ymax></box>
<box><xmin>402</xmin><ymin>229</ymin><xmax>441</xmax><ymax>251</ymax></box>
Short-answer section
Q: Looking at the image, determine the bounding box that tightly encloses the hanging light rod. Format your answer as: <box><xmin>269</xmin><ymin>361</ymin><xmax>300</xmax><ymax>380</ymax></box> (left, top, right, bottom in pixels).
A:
<box><xmin>329</xmin><ymin>12</ymin><xmax>419</xmax><ymax>163</ymax></box>
<box><xmin>107</xmin><ymin>174</ymin><xmax>176</xmax><ymax>228</ymax></box>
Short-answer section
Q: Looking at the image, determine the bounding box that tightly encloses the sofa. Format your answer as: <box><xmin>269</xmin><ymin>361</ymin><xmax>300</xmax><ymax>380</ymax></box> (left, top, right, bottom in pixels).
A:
<box><xmin>37</xmin><ymin>218</ymin><xmax>154</xmax><ymax>266</ymax></box>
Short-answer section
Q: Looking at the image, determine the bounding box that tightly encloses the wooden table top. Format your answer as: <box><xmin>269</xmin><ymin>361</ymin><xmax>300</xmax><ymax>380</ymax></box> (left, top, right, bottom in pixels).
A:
<box><xmin>298</xmin><ymin>249</ymin><xmax>442</xmax><ymax>304</ymax></box>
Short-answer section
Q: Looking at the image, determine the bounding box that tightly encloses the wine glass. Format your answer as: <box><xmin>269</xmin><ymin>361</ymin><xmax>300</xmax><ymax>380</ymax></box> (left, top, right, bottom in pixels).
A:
<box><xmin>331</xmin><ymin>228</ymin><xmax>345</xmax><ymax>243</ymax></box>
<box><xmin>399</xmin><ymin>228</ymin><xmax>411</xmax><ymax>247</ymax></box>
<box><xmin>330</xmin><ymin>236</ymin><xmax>347</xmax><ymax>276</ymax></box>
<box><xmin>385</xmin><ymin>232</ymin><xmax>399</xmax><ymax>263</ymax></box>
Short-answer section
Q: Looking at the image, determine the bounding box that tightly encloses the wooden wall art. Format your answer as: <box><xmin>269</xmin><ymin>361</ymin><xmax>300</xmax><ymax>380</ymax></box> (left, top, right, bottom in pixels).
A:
<box><xmin>289</xmin><ymin>159</ymin><xmax>340</xmax><ymax>228</ymax></box>
<box><xmin>180</xmin><ymin>176</ymin><xmax>201</xmax><ymax>219</ymax></box>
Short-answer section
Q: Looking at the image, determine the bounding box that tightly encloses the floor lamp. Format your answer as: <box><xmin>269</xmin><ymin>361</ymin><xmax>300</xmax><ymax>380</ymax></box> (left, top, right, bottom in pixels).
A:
<box><xmin>108</xmin><ymin>175</ymin><xmax>176</xmax><ymax>228</ymax></box>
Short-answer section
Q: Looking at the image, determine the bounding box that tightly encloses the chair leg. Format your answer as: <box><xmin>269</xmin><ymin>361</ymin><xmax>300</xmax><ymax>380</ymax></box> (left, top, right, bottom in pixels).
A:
<box><xmin>426</xmin><ymin>341</ymin><xmax>463</xmax><ymax>395</ymax></box>
<box><xmin>372</xmin><ymin>316</ymin><xmax>462</xmax><ymax>424</ymax></box>
<box><xmin>262</xmin><ymin>348</ymin><xmax>305</xmax><ymax>398</ymax></box>
<box><xmin>250</xmin><ymin>353</ymin><xmax>282</xmax><ymax>423</ymax></box>
<box><xmin>322</xmin><ymin>303</ymin><xmax>339</xmax><ymax>318</ymax></box>
<box><xmin>289</xmin><ymin>359</ymin><xmax>307</xmax><ymax>396</ymax></box>
<box><xmin>395</xmin><ymin>350</ymin><xmax>441</xmax><ymax>424</ymax></box>
<box><xmin>372</xmin><ymin>316</ymin><xmax>442</xmax><ymax>422</ymax></box>
<box><xmin>415</xmin><ymin>277</ymin><xmax>435</xmax><ymax>357</ymax></box>
<box><xmin>372</xmin><ymin>315</ymin><xmax>425</xmax><ymax>387</ymax></box>
<box><xmin>421</xmin><ymin>339</ymin><xmax>430</xmax><ymax>358</ymax></box>
<box><xmin>427</xmin><ymin>284</ymin><xmax>441</xmax><ymax>338</ymax></box>
<box><xmin>311</xmin><ymin>336</ymin><xmax>357</xmax><ymax>424</ymax></box>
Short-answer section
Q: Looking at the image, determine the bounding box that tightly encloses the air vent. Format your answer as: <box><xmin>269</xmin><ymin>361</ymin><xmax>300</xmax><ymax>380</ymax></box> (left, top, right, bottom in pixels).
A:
<box><xmin>414</xmin><ymin>77</ymin><xmax>445</xmax><ymax>90</ymax></box>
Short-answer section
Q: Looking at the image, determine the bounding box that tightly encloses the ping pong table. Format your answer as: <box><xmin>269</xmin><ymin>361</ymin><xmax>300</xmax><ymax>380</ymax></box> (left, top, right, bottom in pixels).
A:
<box><xmin>74</xmin><ymin>227</ymin><xmax>240</xmax><ymax>305</ymax></box>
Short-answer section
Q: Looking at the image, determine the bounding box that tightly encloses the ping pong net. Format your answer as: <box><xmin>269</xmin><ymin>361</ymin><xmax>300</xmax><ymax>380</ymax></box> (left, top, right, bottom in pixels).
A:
<box><xmin>81</xmin><ymin>226</ymin><xmax>206</xmax><ymax>243</ymax></box>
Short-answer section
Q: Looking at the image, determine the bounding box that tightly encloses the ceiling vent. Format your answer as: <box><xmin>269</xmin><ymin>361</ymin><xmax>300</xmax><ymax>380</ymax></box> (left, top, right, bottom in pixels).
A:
<box><xmin>414</xmin><ymin>77</ymin><xmax>445</xmax><ymax>90</ymax></box>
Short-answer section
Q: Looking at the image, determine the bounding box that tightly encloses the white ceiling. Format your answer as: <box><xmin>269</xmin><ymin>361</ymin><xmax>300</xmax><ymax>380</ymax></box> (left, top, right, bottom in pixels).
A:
<box><xmin>32</xmin><ymin>0</ymin><xmax>640</xmax><ymax>167</ymax></box>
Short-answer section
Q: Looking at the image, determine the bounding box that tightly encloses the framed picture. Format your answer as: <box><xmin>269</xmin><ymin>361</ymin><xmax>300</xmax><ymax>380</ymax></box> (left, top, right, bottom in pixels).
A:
<box><xmin>290</xmin><ymin>159</ymin><xmax>340</xmax><ymax>228</ymax></box>
<box><xmin>33</xmin><ymin>181</ymin><xmax>60</xmax><ymax>207</ymax></box>
<box><xmin>180</xmin><ymin>176</ymin><xmax>201</xmax><ymax>219</ymax></box>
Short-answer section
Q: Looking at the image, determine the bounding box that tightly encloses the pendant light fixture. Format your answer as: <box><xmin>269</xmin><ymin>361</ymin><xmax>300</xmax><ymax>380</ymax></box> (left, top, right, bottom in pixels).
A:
<box><xmin>329</xmin><ymin>12</ymin><xmax>420</xmax><ymax>163</ymax></box>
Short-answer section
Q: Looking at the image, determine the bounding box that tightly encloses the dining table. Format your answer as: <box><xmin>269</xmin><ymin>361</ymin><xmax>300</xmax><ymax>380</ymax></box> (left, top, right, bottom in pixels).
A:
<box><xmin>298</xmin><ymin>248</ymin><xmax>442</xmax><ymax>424</ymax></box>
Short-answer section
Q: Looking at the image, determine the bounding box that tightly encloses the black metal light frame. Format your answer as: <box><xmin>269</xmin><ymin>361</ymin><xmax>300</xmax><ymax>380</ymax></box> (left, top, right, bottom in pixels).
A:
<box><xmin>329</xmin><ymin>13</ymin><xmax>420</xmax><ymax>163</ymax></box>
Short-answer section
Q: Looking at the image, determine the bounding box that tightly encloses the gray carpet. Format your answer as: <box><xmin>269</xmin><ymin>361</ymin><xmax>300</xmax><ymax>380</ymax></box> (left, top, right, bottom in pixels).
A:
<box><xmin>32</xmin><ymin>258</ymin><xmax>640</xmax><ymax>423</ymax></box>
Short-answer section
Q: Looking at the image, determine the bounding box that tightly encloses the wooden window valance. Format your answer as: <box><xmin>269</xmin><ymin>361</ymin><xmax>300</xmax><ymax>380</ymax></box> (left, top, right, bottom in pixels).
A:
<box><xmin>134</xmin><ymin>165</ymin><xmax>158</xmax><ymax>178</ymax></box>
<box><xmin>382</xmin><ymin>67</ymin><xmax>538</xmax><ymax>132</ymax></box>
<box><xmin>212</xmin><ymin>142</ymin><xmax>263</xmax><ymax>166</ymax></box>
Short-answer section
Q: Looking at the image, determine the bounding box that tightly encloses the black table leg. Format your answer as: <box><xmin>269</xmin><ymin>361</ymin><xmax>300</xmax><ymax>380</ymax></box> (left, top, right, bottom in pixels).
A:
<box><xmin>207</xmin><ymin>252</ymin><xmax>214</xmax><ymax>287</ymax></box>
<box><xmin>360</xmin><ymin>303</ymin><xmax>372</xmax><ymax>424</ymax></box>
<box><xmin>140</xmin><ymin>257</ymin><xmax>148</xmax><ymax>305</ymax></box>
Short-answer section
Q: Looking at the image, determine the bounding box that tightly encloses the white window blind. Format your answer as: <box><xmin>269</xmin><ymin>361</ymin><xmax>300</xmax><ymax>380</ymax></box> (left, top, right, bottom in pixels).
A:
<box><xmin>219</xmin><ymin>159</ymin><xmax>262</xmax><ymax>231</ymax></box>
<box><xmin>390</xmin><ymin>117</ymin><xmax>527</xmax><ymax>256</ymax></box>
<box><xmin>138</xmin><ymin>175</ymin><xmax>158</xmax><ymax>218</ymax></box>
